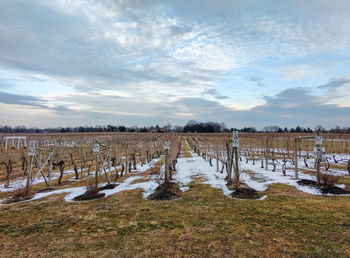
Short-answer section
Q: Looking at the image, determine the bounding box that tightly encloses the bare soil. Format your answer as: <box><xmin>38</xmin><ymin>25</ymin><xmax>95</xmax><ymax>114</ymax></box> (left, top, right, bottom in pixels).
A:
<box><xmin>297</xmin><ymin>178</ymin><xmax>350</xmax><ymax>194</ymax></box>
<box><xmin>322</xmin><ymin>186</ymin><xmax>350</xmax><ymax>194</ymax></box>
<box><xmin>73</xmin><ymin>191</ymin><xmax>105</xmax><ymax>201</ymax></box>
<box><xmin>148</xmin><ymin>181</ymin><xmax>182</xmax><ymax>200</ymax></box>
<box><xmin>37</xmin><ymin>187</ymin><xmax>56</xmax><ymax>193</ymax></box>
<box><xmin>231</xmin><ymin>187</ymin><xmax>263</xmax><ymax>199</ymax></box>
<box><xmin>98</xmin><ymin>183</ymin><xmax>118</xmax><ymax>191</ymax></box>
<box><xmin>297</xmin><ymin>179</ymin><xmax>317</xmax><ymax>186</ymax></box>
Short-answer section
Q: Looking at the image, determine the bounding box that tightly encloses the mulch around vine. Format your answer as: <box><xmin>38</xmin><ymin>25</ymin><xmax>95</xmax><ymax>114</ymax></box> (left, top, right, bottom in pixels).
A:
<box><xmin>73</xmin><ymin>191</ymin><xmax>105</xmax><ymax>201</ymax></box>
<box><xmin>297</xmin><ymin>179</ymin><xmax>350</xmax><ymax>194</ymax></box>
<box><xmin>148</xmin><ymin>181</ymin><xmax>182</xmax><ymax>200</ymax></box>
<box><xmin>98</xmin><ymin>183</ymin><xmax>118</xmax><ymax>191</ymax></box>
<box><xmin>231</xmin><ymin>187</ymin><xmax>263</xmax><ymax>199</ymax></box>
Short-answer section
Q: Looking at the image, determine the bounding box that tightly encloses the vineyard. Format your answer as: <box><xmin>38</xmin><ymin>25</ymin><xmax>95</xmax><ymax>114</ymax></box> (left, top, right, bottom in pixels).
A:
<box><xmin>0</xmin><ymin>132</ymin><xmax>349</xmax><ymax>202</ymax></box>
<box><xmin>0</xmin><ymin>132</ymin><xmax>349</xmax><ymax>256</ymax></box>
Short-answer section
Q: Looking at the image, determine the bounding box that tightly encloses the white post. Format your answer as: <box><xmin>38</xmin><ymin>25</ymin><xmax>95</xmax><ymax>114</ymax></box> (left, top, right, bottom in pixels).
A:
<box><xmin>315</xmin><ymin>132</ymin><xmax>323</xmax><ymax>185</ymax></box>
<box><xmin>164</xmin><ymin>141</ymin><xmax>170</xmax><ymax>183</ymax></box>
<box><xmin>233</xmin><ymin>131</ymin><xmax>240</xmax><ymax>189</ymax></box>
<box><xmin>93</xmin><ymin>142</ymin><xmax>100</xmax><ymax>188</ymax></box>
<box><xmin>5</xmin><ymin>138</ymin><xmax>8</xmax><ymax>150</ymax></box>
<box><xmin>108</xmin><ymin>146</ymin><xmax>111</xmax><ymax>179</ymax></box>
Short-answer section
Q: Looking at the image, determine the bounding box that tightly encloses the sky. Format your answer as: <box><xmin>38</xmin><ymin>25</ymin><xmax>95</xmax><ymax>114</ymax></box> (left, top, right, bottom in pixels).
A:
<box><xmin>0</xmin><ymin>0</ymin><xmax>349</xmax><ymax>129</ymax></box>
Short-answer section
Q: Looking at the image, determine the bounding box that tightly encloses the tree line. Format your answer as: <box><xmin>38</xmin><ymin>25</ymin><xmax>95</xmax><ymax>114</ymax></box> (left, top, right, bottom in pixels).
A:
<box><xmin>0</xmin><ymin>122</ymin><xmax>349</xmax><ymax>134</ymax></box>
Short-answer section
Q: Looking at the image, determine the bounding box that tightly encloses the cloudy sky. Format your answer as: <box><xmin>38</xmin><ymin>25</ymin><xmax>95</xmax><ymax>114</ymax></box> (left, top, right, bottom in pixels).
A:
<box><xmin>0</xmin><ymin>0</ymin><xmax>350</xmax><ymax>129</ymax></box>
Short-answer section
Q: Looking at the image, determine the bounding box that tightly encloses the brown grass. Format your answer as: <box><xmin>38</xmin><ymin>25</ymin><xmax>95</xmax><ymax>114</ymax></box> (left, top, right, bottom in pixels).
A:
<box><xmin>182</xmin><ymin>138</ymin><xmax>193</xmax><ymax>158</ymax></box>
<box><xmin>130</xmin><ymin>178</ymin><xmax>150</xmax><ymax>185</ymax></box>
<box><xmin>0</xmin><ymin>181</ymin><xmax>349</xmax><ymax>257</ymax></box>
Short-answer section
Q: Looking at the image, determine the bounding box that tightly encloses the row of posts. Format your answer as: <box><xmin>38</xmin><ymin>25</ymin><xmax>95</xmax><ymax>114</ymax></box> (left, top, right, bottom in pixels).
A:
<box><xmin>294</xmin><ymin>131</ymin><xmax>324</xmax><ymax>180</ymax></box>
<box><xmin>4</xmin><ymin>136</ymin><xmax>27</xmax><ymax>150</ymax></box>
<box><xmin>24</xmin><ymin>132</ymin><xmax>325</xmax><ymax>192</ymax></box>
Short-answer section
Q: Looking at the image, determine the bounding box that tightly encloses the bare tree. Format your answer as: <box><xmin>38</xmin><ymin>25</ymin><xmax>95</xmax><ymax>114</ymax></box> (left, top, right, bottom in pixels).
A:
<box><xmin>20</xmin><ymin>152</ymin><xmax>28</xmax><ymax>176</ymax></box>
<box><xmin>0</xmin><ymin>159</ymin><xmax>15</xmax><ymax>187</ymax></box>
<box><xmin>54</xmin><ymin>160</ymin><xmax>65</xmax><ymax>185</ymax></box>
<box><xmin>73</xmin><ymin>161</ymin><xmax>79</xmax><ymax>180</ymax></box>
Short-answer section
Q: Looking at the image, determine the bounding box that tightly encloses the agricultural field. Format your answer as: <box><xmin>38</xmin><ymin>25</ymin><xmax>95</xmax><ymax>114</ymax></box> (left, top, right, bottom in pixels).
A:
<box><xmin>2</xmin><ymin>0</ymin><xmax>350</xmax><ymax>256</ymax></box>
<box><xmin>0</xmin><ymin>132</ymin><xmax>349</xmax><ymax>257</ymax></box>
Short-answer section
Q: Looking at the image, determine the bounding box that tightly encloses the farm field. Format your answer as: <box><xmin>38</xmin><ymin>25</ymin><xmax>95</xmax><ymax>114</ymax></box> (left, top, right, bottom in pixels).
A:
<box><xmin>2</xmin><ymin>1</ymin><xmax>350</xmax><ymax>257</ymax></box>
<box><xmin>0</xmin><ymin>132</ymin><xmax>349</xmax><ymax>257</ymax></box>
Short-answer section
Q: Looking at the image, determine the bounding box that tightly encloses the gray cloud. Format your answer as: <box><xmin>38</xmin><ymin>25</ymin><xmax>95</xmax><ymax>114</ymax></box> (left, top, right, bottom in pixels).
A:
<box><xmin>1</xmin><ymin>86</ymin><xmax>349</xmax><ymax>129</ymax></box>
<box><xmin>249</xmin><ymin>76</ymin><xmax>265</xmax><ymax>87</ymax></box>
<box><xmin>0</xmin><ymin>91</ymin><xmax>46</xmax><ymax>108</ymax></box>
<box><xmin>251</xmin><ymin>88</ymin><xmax>350</xmax><ymax>126</ymax></box>
<box><xmin>167</xmin><ymin>88</ymin><xmax>350</xmax><ymax>128</ymax></box>
<box><xmin>0</xmin><ymin>1</ymin><xmax>349</xmax><ymax>128</ymax></box>
<box><xmin>1</xmin><ymin>0</ymin><xmax>349</xmax><ymax>93</ymax></box>
<box><xmin>318</xmin><ymin>78</ymin><xmax>350</xmax><ymax>89</ymax></box>
<box><xmin>0</xmin><ymin>91</ymin><xmax>73</xmax><ymax>114</ymax></box>
<box><xmin>202</xmin><ymin>88</ymin><xmax>229</xmax><ymax>99</ymax></box>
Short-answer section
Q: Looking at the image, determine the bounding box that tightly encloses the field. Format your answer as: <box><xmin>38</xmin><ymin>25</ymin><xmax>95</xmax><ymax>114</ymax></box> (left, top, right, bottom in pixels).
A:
<box><xmin>0</xmin><ymin>132</ymin><xmax>350</xmax><ymax>257</ymax></box>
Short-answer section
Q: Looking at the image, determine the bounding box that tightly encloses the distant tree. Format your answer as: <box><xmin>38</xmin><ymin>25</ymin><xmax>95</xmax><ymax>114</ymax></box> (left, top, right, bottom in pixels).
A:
<box><xmin>295</xmin><ymin>126</ymin><xmax>302</xmax><ymax>133</ymax></box>
<box><xmin>263</xmin><ymin>125</ymin><xmax>281</xmax><ymax>133</ymax></box>
<box><xmin>155</xmin><ymin>125</ymin><xmax>161</xmax><ymax>132</ymax></box>
<box><xmin>118</xmin><ymin>126</ymin><xmax>126</xmax><ymax>132</ymax></box>
<box><xmin>183</xmin><ymin>121</ymin><xmax>224</xmax><ymax>133</ymax></box>
<box><xmin>140</xmin><ymin>127</ymin><xmax>148</xmax><ymax>132</ymax></box>
<box><xmin>315</xmin><ymin>125</ymin><xmax>326</xmax><ymax>133</ymax></box>
<box><xmin>240</xmin><ymin>127</ymin><xmax>257</xmax><ymax>133</ymax></box>
<box><xmin>165</xmin><ymin>123</ymin><xmax>172</xmax><ymax>131</ymax></box>
<box><xmin>173</xmin><ymin>125</ymin><xmax>184</xmax><ymax>132</ymax></box>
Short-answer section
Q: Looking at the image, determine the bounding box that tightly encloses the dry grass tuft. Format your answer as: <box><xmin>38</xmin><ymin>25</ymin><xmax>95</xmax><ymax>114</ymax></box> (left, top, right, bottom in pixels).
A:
<box><xmin>3</xmin><ymin>187</ymin><xmax>35</xmax><ymax>204</ymax></box>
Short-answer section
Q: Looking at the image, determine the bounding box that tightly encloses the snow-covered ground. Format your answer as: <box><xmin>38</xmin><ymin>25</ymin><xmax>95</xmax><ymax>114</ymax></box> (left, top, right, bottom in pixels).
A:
<box><xmin>0</xmin><ymin>158</ymin><xmax>162</xmax><ymax>205</ymax></box>
<box><xmin>0</xmin><ymin>156</ymin><xmax>152</xmax><ymax>193</ymax></box>
<box><xmin>174</xmin><ymin>152</ymin><xmax>232</xmax><ymax>196</ymax></box>
<box><xmin>1</xmin><ymin>147</ymin><xmax>349</xmax><ymax>205</ymax></box>
<box><xmin>174</xmin><ymin>152</ymin><xmax>350</xmax><ymax>197</ymax></box>
<box><xmin>0</xmin><ymin>164</ymin><xmax>124</xmax><ymax>193</ymax></box>
<box><xmin>0</xmin><ymin>167</ymin><xmax>84</xmax><ymax>193</ymax></box>
<box><xmin>239</xmin><ymin>160</ymin><xmax>334</xmax><ymax>195</ymax></box>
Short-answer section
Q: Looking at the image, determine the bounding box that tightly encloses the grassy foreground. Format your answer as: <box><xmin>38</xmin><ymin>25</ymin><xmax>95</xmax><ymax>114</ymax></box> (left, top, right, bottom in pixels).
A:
<box><xmin>0</xmin><ymin>180</ymin><xmax>349</xmax><ymax>257</ymax></box>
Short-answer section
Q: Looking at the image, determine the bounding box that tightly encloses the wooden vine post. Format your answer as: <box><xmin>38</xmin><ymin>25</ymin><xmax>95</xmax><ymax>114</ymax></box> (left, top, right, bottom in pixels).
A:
<box><xmin>26</xmin><ymin>140</ymin><xmax>35</xmax><ymax>191</ymax></box>
<box><xmin>48</xmin><ymin>157</ymin><xmax>52</xmax><ymax>187</ymax></box>
<box><xmin>108</xmin><ymin>146</ymin><xmax>112</xmax><ymax>180</ymax></box>
<box><xmin>232</xmin><ymin>131</ymin><xmax>240</xmax><ymax>189</ymax></box>
<box><xmin>315</xmin><ymin>131</ymin><xmax>324</xmax><ymax>185</ymax></box>
<box><xmin>294</xmin><ymin>138</ymin><xmax>298</xmax><ymax>179</ymax></box>
<box><xmin>93</xmin><ymin>142</ymin><xmax>100</xmax><ymax>188</ymax></box>
<box><xmin>93</xmin><ymin>142</ymin><xmax>112</xmax><ymax>188</ymax></box>
<box><xmin>125</xmin><ymin>141</ymin><xmax>128</xmax><ymax>174</ymax></box>
<box><xmin>25</xmin><ymin>140</ymin><xmax>54</xmax><ymax>191</ymax></box>
<box><xmin>164</xmin><ymin>141</ymin><xmax>170</xmax><ymax>184</ymax></box>
<box><xmin>80</xmin><ymin>147</ymin><xmax>85</xmax><ymax>179</ymax></box>
<box><xmin>265</xmin><ymin>138</ymin><xmax>270</xmax><ymax>171</ymax></box>
<box><xmin>226</xmin><ymin>140</ymin><xmax>234</xmax><ymax>181</ymax></box>
<box><xmin>293</xmin><ymin>133</ymin><xmax>320</xmax><ymax>179</ymax></box>
<box><xmin>216</xmin><ymin>139</ymin><xmax>219</xmax><ymax>172</ymax></box>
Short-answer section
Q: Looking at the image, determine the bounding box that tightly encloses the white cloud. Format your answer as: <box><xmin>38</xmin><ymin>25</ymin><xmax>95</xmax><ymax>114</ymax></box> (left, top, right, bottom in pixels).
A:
<box><xmin>0</xmin><ymin>0</ymin><xmax>350</xmax><ymax>127</ymax></box>
<box><xmin>284</xmin><ymin>64</ymin><xmax>320</xmax><ymax>80</ymax></box>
